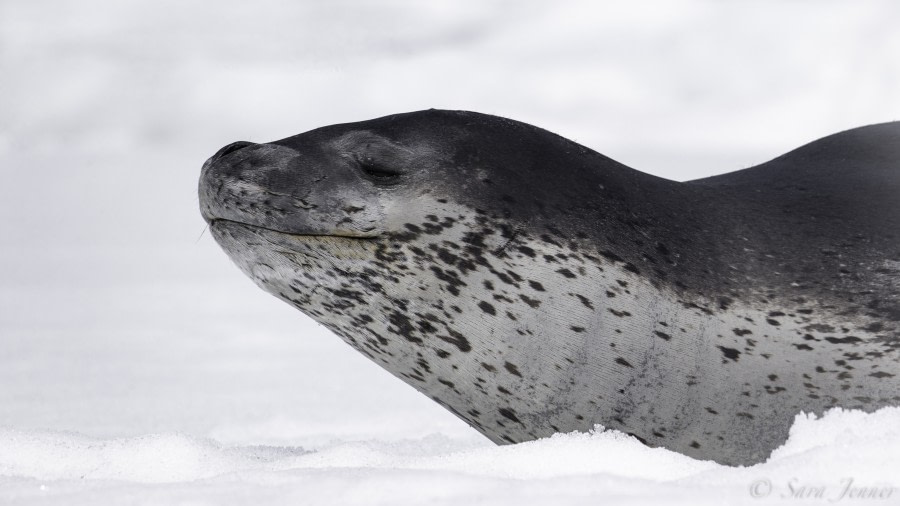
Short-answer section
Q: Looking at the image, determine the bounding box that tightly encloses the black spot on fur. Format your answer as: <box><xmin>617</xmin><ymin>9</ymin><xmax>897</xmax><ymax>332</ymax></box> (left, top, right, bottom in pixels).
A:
<box><xmin>499</xmin><ymin>408</ymin><xmax>521</xmax><ymax>424</ymax></box>
<box><xmin>505</xmin><ymin>362</ymin><xmax>523</xmax><ymax>377</ymax></box>
<box><xmin>556</xmin><ymin>268</ymin><xmax>577</xmax><ymax>279</ymax></box>
<box><xmin>717</xmin><ymin>346</ymin><xmax>741</xmax><ymax>362</ymax></box>
<box><xmin>519</xmin><ymin>294</ymin><xmax>541</xmax><ymax>308</ymax></box>
<box><xmin>388</xmin><ymin>312</ymin><xmax>422</xmax><ymax>345</ymax></box>
<box><xmin>528</xmin><ymin>280</ymin><xmax>545</xmax><ymax>291</ymax></box>
<box><xmin>863</xmin><ymin>322</ymin><xmax>884</xmax><ymax>333</ymax></box>
<box><xmin>517</xmin><ymin>246</ymin><xmax>536</xmax><ymax>257</ymax></box>
<box><xmin>436</xmin><ymin>248</ymin><xmax>459</xmax><ymax>266</ymax></box>
<box><xmin>478</xmin><ymin>300</ymin><xmax>496</xmax><ymax>316</ymax></box>
<box><xmin>615</xmin><ymin>357</ymin><xmax>633</xmax><ymax>368</ymax></box>
<box><xmin>626</xmin><ymin>432</ymin><xmax>648</xmax><ymax>445</ymax></box>
<box><xmin>437</xmin><ymin>328</ymin><xmax>471</xmax><ymax>352</ymax></box>
<box><xmin>574</xmin><ymin>294</ymin><xmax>594</xmax><ymax>309</ymax></box>
<box><xmin>825</xmin><ymin>336</ymin><xmax>863</xmax><ymax>344</ymax></box>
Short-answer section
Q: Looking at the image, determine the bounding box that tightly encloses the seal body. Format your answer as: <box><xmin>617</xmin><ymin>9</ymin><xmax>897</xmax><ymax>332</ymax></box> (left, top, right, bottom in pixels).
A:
<box><xmin>199</xmin><ymin>110</ymin><xmax>900</xmax><ymax>465</ymax></box>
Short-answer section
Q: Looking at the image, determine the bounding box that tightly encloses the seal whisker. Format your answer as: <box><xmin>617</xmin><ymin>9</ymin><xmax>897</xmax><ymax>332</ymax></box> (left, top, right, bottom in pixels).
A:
<box><xmin>196</xmin><ymin>224</ymin><xmax>208</xmax><ymax>243</ymax></box>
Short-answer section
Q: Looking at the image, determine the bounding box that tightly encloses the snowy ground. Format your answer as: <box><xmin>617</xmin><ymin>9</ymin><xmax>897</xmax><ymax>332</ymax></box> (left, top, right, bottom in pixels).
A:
<box><xmin>1</xmin><ymin>1</ymin><xmax>899</xmax><ymax>504</ymax></box>
<box><xmin>2</xmin><ymin>409</ymin><xmax>900</xmax><ymax>505</ymax></box>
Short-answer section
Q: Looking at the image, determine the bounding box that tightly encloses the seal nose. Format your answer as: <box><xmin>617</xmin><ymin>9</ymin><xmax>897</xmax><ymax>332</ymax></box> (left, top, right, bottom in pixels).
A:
<box><xmin>211</xmin><ymin>141</ymin><xmax>256</xmax><ymax>162</ymax></box>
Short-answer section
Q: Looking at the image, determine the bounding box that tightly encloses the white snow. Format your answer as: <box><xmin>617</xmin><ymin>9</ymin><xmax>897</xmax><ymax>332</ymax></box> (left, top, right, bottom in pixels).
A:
<box><xmin>2</xmin><ymin>1</ymin><xmax>899</xmax><ymax>504</ymax></box>
<box><xmin>2</xmin><ymin>410</ymin><xmax>900</xmax><ymax>505</ymax></box>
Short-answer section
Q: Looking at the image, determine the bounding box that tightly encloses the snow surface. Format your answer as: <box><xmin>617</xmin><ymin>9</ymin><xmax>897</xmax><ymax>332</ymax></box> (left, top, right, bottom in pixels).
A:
<box><xmin>2</xmin><ymin>409</ymin><xmax>900</xmax><ymax>505</ymax></box>
<box><xmin>2</xmin><ymin>1</ymin><xmax>899</xmax><ymax>504</ymax></box>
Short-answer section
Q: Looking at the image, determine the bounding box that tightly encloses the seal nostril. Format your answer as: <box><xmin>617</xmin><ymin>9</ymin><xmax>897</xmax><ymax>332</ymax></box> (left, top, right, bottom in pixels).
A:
<box><xmin>213</xmin><ymin>141</ymin><xmax>256</xmax><ymax>161</ymax></box>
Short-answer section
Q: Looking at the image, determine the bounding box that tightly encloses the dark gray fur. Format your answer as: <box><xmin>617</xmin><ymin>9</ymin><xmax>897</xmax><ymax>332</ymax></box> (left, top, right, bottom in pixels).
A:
<box><xmin>199</xmin><ymin>110</ymin><xmax>900</xmax><ymax>465</ymax></box>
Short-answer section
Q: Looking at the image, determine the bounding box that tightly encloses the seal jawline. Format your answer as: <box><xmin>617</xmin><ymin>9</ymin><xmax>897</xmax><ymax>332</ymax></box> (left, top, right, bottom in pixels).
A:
<box><xmin>207</xmin><ymin>218</ymin><xmax>380</xmax><ymax>240</ymax></box>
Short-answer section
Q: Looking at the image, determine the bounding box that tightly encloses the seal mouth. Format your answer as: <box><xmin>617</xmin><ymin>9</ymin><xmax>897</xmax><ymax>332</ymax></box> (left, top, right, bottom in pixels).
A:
<box><xmin>207</xmin><ymin>218</ymin><xmax>379</xmax><ymax>240</ymax></box>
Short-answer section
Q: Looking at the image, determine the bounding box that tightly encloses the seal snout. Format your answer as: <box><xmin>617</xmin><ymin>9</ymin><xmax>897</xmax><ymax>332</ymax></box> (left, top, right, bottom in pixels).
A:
<box><xmin>198</xmin><ymin>138</ymin><xmax>388</xmax><ymax>238</ymax></box>
<box><xmin>198</xmin><ymin>140</ymin><xmax>260</xmax><ymax>224</ymax></box>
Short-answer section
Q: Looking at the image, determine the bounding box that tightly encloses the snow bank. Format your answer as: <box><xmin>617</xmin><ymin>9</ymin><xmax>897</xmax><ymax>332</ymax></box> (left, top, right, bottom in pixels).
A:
<box><xmin>0</xmin><ymin>429</ymin><xmax>308</xmax><ymax>483</ymax></box>
<box><xmin>2</xmin><ymin>408</ymin><xmax>898</xmax><ymax>504</ymax></box>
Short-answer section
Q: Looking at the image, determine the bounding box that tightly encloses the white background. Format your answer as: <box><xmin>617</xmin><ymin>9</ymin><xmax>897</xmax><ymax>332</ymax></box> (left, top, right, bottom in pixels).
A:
<box><xmin>1</xmin><ymin>1</ymin><xmax>899</xmax><ymax>504</ymax></box>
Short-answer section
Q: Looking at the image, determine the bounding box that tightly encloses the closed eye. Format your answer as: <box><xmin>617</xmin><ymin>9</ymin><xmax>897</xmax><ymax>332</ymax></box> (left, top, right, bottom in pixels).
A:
<box><xmin>358</xmin><ymin>157</ymin><xmax>402</xmax><ymax>183</ymax></box>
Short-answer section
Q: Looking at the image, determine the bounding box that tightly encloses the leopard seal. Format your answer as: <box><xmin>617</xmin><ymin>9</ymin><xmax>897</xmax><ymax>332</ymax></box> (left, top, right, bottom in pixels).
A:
<box><xmin>198</xmin><ymin>110</ymin><xmax>900</xmax><ymax>465</ymax></box>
